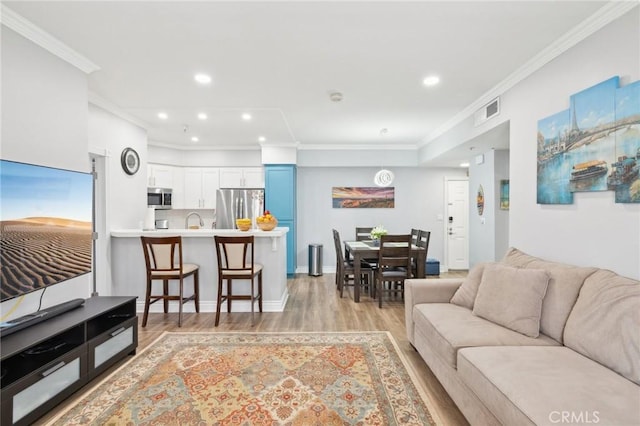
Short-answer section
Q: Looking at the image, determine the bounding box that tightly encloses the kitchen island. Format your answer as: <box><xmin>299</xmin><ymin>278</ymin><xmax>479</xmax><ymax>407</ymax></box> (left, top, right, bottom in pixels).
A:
<box><xmin>110</xmin><ymin>227</ymin><xmax>289</xmax><ymax>314</ymax></box>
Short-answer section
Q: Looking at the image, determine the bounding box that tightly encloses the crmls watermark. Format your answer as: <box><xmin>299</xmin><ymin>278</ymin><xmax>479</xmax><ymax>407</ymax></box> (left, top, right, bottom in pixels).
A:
<box><xmin>549</xmin><ymin>411</ymin><xmax>600</xmax><ymax>424</ymax></box>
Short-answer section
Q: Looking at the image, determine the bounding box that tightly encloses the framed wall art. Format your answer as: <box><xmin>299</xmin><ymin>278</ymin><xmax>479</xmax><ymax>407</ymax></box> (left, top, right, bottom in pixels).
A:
<box><xmin>332</xmin><ymin>187</ymin><xmax>394</xmax><ymax>208</ymax></box>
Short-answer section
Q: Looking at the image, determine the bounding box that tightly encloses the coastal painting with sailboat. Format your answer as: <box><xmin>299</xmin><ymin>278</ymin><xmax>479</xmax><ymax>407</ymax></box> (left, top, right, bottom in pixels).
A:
<box><xmin>537</xmin><ymin>76</ymin><xmax>640</xmax><ymax>204</ymax></box>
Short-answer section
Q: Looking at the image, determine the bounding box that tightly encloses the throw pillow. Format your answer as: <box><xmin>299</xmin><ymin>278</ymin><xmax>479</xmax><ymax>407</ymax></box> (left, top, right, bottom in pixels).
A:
<box><xmin>472</xmin><ymin>263</ymin><xmax>550</xmax><ymax>338</ymax></box>
<box><xmin>450</xmin><ymin>262</ymin><xmax>489</xmax><ymax>309</ymax></box>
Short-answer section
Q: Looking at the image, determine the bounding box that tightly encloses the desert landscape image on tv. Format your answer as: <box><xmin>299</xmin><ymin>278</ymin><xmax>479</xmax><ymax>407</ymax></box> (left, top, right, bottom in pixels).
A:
<box><xmin>0</xmin><ymin>160</ymin><xmax>93</xmax><ymax>302</ymax></box>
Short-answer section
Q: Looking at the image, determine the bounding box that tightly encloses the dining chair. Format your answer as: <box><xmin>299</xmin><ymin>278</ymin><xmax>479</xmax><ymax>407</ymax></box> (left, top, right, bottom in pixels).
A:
<box><xmin>412</xmin><ymin>230</ymin><xmax>431</xmax><ymax>277</ymax></box>
<box><xmin>140</xmin><ymin>236</ymin><xmax>200</xmax><ymax>327</ymax></box>
<box><xmin>411</xmin><ymin>228</ymin><xmax>421</xmax><ymax>246</ymax></box>
<box><xmin>374</xmin><ymin>234</ymin><xmax>412</xmax><ymax>308</ymax></box>
<box><xmin>214</xmin><ymin>235</ymin><xmax>263</xmax><ymax>327</ymax></box>
<box><xmin>333</xmin><ymin>229</ymin><xmax>373</xmax><ymax>299</ymax></box>
<box><xmin>355</xmin><ymin>227</ymin><xmax>374</xmax><ymax>241</ymax></box>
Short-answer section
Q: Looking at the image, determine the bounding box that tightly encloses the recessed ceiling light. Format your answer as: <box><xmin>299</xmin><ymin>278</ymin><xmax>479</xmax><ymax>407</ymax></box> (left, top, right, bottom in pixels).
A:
<box><xmin>423</xmin><ymin>75</ymin><xmax>440</xmax><ymax>87</ymax></box>
<box><xmin>197</xmin><ymin>113</ymin><xmax>207</xmax><ymax>120</ymax></box>
<box><xmin>380</xmin><ymin>128</ymin><xmax>388</xmax><ymax>136</ymax></box>
<box><xmin>258</xmin><ymin>136</ymin><xmax>266</xmax><ymax>142</ymax></box>
<box><xmin>191</xmin><ymin>136</ymin><xmax>199</xmax><ymax>142</ymax></box>
<box><xmin>460</xmin><ymin>162</ymin><xmax>470</xmax><ymax>168</ymax></box>
<box><xmin>242</xmin><ymin>113</ymin><xmax>252</xmax><ymax>121</ymax></box>
<box><xmin>194</xmin><ymin>73</ymin><xmax>212</xmax><ymax>84</ymax></box>
<box><xmin>157</xmin><ymin>112</ymin><xmax>168</xmax><ymax>120</ymax></box>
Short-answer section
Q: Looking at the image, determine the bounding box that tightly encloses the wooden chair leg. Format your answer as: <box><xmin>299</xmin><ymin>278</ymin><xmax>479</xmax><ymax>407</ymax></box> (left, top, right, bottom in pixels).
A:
<box><xmin>250</xmin><ymin>277</ymin><xmax>255</xmax><ymax>323</ymax></box>
<box><xmin>227</xmin><ymin>279</ymin><xmax>232</xmax><ymax>313</ymax></box>
<box><xmin>163</xmin><ymin>280</ymin><xmax>169</xmax><ymax>313</ymax></box>
<box><xmin>142</xmin><ymin>278</ymin><xmax>152</xmax><ymax>327</ymax></box>
<box><xmin>178</xmin><ymin>277</ymin><xmax>184</xmax><ymax>327</ymax></box>
<box><xmin>258</xmin><ymin>271</ymin><xmax>263</xmax><ymax>313</ymax></box>
<box><xmin>194</xmin><ymin>271</ymin><xmax>200</xmax><ymax>313</ymax></box>
<box><xmin>215</xmin><ymin>277</ymin><xmax>223</xmax><ymax>327</ymax></box>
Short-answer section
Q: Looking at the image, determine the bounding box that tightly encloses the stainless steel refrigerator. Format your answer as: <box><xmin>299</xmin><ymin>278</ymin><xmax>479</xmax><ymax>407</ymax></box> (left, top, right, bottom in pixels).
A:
<box><xmin>215</xmin><ymin>188</ymin><xmax>265</xmax><ymax>229</ymax></box>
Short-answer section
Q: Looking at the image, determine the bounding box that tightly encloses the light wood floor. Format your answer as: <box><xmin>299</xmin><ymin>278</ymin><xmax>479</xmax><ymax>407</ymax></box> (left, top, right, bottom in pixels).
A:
<box><xmin>37</xmin><ymin>272</ymin><xmax>469</xmax><ymax>425</ymax></box>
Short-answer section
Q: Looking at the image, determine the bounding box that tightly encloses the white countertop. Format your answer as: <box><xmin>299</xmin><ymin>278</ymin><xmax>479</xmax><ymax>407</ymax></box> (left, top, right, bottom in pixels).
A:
<box><xmin>111</xmin><ymin>227</ymin><xmax>289</xmax><ymax>238</ymax></box>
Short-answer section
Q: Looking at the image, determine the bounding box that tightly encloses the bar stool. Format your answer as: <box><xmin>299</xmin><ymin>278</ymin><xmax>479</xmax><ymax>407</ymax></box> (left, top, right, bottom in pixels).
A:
<box><xmin>140</xmin><ymin>236</ymin><xmax>200</xmax><ymax>327</ymax></box>
<box><xmin>214</xmin><ymin>235</ymin><xmax>263</xmax><ymax>326</ymax></box>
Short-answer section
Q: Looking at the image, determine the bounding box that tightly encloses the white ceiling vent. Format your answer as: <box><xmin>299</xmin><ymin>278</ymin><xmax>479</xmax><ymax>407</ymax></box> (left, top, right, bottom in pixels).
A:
<box><xmin>474</xmin><ymin>97</ymin><xmax>500</xmax><ymax>127</ymax></box>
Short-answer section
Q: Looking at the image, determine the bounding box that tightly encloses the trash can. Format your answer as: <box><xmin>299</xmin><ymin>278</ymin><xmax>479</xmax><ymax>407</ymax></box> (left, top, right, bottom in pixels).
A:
<box><xmin>308</xmin><ymin>244</ymin><xmax>323</xmax><ymax>276</ymax></box>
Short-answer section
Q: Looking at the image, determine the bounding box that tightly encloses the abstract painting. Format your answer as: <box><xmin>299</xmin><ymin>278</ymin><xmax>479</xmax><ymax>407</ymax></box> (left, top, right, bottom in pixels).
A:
<box><xmin>332</xmin><ymin>187</ymin><xmax>394</xmax><ymax>208</ymax></box>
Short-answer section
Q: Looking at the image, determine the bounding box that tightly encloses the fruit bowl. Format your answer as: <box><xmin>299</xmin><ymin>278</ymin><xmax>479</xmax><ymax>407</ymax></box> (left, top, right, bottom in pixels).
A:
<box><xmin>235</xmin><ymin>218</ymin><xmax>252</xmax><ymax>231</ymax></box>
<box><xmin>257</xmin><ymin>218</ymin><xmax>278</xmax><ymax>231</ymax></box>
<box><xmin>256</xmin><ymin>210</ymin><xmax>277</xmax><ymax>231</ymax></box>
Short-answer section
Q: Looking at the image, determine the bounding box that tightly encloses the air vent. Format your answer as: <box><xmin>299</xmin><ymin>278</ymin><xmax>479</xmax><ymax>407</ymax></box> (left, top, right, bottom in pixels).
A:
<box><xmin>474</xmin><ymin>97</ymin><xmax>500</xmax><ymax>126</ymax></box>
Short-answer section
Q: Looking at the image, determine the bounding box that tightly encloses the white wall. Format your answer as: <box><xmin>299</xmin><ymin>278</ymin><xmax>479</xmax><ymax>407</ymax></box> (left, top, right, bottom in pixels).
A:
<box><xmin>494</xmin><ymin>150</ymin><xmax>510</xmax><ymax>260</ymax></box>
<box><xmin>88</xmin><ymin>105</ymin><xmax>148</xmax><ymax>230</ymax></box>
<box><xmin>297</xmin><ymin>166</ymin><xmax>467</xmax><ymax>272</ymax></box>
<box><xmin>1</xmin><ymin>27</ymin><xmax>91</xmax><ymax>317</ymax></box>
<box><xmin>468</xmin><ymin>149</ymin><xmax>510</xmax><ymax>266</ymax></box>
<box><xmin>427</xmin><ymin>8</ymin><xmax>640</xmax><ymax>279</ymax></box>
<box><xmin>88</xmin><ymin>104</ymin><xmax>149</xmax><ymax>295</ymax></box>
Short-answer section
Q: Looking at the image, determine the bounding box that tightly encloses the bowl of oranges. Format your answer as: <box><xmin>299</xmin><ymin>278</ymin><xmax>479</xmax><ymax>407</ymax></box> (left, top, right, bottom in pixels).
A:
<box><xmin>256</xmin><ymin>211</ymin><xmax>278</xmax><ymax>231</ymax></box>
<box><xmin>235</xmin><ymin>218</ymin><xmax>252</xmax><ymax>231</ymax></box>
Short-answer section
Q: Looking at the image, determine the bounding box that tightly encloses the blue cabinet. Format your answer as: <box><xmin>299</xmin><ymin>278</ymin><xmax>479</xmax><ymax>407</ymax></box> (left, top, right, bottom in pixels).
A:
<box><xmin>265</xmin><ymin>165</ymin><xmax>296</xmax><ymax>276</ymax></box>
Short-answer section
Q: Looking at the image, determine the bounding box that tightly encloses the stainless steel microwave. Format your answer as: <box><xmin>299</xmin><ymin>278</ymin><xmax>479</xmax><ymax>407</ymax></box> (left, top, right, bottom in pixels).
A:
<box><xmin>147</xmin><ymin>187</ymin><xmax>172</xmax><ymax>209</ymax></box>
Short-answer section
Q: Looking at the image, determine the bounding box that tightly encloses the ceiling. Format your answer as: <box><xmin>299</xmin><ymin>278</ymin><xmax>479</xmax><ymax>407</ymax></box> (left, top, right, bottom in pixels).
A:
<box><xmin>4</xmin><ymin>1</ymin><xmax>609</xmax><ymax>165</ymax></box>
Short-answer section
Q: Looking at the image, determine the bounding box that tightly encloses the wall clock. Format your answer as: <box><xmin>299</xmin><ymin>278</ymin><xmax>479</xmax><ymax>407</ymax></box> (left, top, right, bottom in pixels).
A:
<box><xmin>120</xmin><ymin>147</ymin><xmax>140</xmax><ymax>175</ymax></box>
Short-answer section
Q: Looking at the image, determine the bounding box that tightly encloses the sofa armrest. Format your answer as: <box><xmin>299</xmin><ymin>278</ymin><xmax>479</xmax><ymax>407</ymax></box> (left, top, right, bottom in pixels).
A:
<box><xmin>405</xmin><ymin>278</ymin><xmax>463</xmax><ymax>345</ymax></box>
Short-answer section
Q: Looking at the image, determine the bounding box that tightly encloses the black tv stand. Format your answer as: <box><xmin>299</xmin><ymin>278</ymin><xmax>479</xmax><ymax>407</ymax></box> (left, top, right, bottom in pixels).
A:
<box><xmin>1</xmin><ymin>296</ymin><xmax>137</xmax><ymax>426</ymax></box>
<box><xmin>0</xmin><ymin>298</ymin><xmax>85</xmax><ymax>337</ymax></box>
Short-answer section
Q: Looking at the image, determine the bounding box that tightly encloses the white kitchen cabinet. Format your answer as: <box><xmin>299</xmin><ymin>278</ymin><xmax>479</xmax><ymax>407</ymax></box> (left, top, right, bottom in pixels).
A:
<box><xmin>183</xmin><ymin>168</ymin><xmax>220</xmax><ymax>209</ymax></box>
<box><xmin>219</xmin><ymin>167</ymin><xmax>264</xmax><ymax>188</ymax></box>
<box><xmin>147</xmin><ymin>164</ymin><xmax>175</xmax><ymax>188</ymax></box>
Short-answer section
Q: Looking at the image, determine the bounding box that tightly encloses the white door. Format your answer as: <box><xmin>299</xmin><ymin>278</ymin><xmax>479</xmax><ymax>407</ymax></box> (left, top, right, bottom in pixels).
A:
<box><xmin>447</xmin><ymin>179</ymin><xmax>469</xmax><ymax>270</ymax></box>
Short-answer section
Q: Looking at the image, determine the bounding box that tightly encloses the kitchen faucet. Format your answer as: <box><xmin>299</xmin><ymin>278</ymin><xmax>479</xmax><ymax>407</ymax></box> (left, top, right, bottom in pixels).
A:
<box><xmin>185</xmin><ymin>212</ymin><xmax>204</xmax><ymax>229</ymax></box>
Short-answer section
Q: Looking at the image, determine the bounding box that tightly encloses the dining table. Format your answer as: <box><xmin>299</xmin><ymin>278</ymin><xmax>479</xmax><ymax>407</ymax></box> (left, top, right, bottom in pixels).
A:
<box><xmin>344</xmin><ymin>240</ymin><xmax>427</xmax><ymax>303</ymax></box>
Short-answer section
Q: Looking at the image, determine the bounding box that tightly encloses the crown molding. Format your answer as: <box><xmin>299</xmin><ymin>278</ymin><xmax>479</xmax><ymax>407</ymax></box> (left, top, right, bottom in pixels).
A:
<box><xmin>421</xmin><ymin>1</ymin><xmax>638</xmax><ymax>146</ymax></box>
<box><xmin>148</xmin><ymin>140</ymin><xmax>261</xmax><ymax>151</ymax></box>
<box><xmin>1</xmin><ymin>5</ymin><xmax>100</xmax><ymax>74</ymax></box>
<box><xmin>89</xmin><ymin>92</ymin><xmax>150</xmax><ymax>130</ymax></box>
<box><xmin>298</xmin><ymin>143</ymin><xmax>417</xmax><ymax>151</ymax></box>
<box><xmin>259</xmin><ymin>141</ymin><xmax>301</xmax><ymax>148</ymax></box>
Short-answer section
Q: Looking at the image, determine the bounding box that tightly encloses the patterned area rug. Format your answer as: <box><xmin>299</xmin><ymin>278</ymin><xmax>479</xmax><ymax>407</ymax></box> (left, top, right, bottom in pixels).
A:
<box><xmin>47</xmin><ymin>332</ymin><xmax>440</xmax><ymax>425</ymax></box>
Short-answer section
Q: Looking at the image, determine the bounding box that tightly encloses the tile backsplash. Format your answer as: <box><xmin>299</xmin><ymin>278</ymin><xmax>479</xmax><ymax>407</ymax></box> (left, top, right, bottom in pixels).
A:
<box><xmin>155</xmin><ymin>209</ymin><xmax>216</xmax><ymax>229</ymax></box>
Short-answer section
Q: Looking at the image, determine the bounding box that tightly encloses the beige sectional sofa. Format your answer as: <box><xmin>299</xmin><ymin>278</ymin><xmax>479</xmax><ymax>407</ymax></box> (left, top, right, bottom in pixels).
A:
<box><xmin>405</xmin><ymin>248</ymin><xmax>640</xmax><ymax>426</ymax></box>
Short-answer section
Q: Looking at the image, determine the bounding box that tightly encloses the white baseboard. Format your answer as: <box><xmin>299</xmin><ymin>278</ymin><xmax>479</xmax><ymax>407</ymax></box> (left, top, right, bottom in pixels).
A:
<box><xmin>136</xmin><ymin>289</ymin><xmax>289</xmax><ymax>313</ymax></box>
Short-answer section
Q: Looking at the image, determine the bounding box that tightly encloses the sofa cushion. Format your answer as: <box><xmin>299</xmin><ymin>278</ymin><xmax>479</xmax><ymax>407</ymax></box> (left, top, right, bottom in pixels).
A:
<box><xmin>473</xmin><ymin>263</ymin><xmax>549</xmax><ymax>338</ymax></box>
<box><xmin>450</xmin><ymin>262</ymin><xmax>488</xmax><ymax>309</ymax></box>
<box><xmin>458</xmin><ymin>346</ymin><xmax>640</xmax><ymax>426</ymax></box>
<box><xmin>564</xmin><ymin>269</ymin><xmax>640</xmax><ymax>385</ymax></box>
<box><xmin>412</xmin><ymin>303</ymin><xmax>558</xmax><ymax>369</ymax></box>
<box><xmin>502</xmin><ymin>247</ymin><xmax>597</xmax><ymax>343</ymax></box>
<box><xmin>501</xmin><ymin>246</ymin><xmax>537</xmax><ymax>267</ymax></box>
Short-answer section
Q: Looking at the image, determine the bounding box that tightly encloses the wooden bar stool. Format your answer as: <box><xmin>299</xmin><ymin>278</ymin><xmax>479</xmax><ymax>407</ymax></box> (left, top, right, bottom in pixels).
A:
<box><xmin>214</xmin><ymin>235</ymin><xmax>263</xmax><ymax>326</ymax></box>
<box><xmin>140</xmin><ymin>236</ymin><xmax>200</xmax><ymax>327</ymax></box>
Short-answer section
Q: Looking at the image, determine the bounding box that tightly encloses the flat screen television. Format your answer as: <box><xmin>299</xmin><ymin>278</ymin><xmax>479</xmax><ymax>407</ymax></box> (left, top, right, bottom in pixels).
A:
<box><xmin>0</xmin><ymin>159</ymin><xmax>93</xmax><ymax>303</ymax></box>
